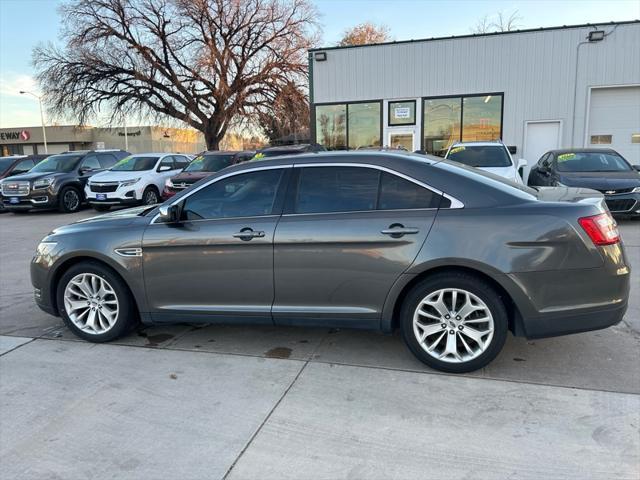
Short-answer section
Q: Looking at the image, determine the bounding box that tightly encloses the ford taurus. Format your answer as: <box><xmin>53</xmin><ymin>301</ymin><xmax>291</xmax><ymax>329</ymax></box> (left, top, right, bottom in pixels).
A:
<box><xmin>31</xmin><ymin>152</ymin><xmax>630</xmax><ymax>373</ymax></box>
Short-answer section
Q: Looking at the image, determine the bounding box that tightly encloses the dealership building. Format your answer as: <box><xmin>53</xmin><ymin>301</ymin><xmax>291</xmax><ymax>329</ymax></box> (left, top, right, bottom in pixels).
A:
<box><xmin>0</xmin><ymin>125</ymin><xmax>206</xmax><ymax>156</ymax></box>
<box><xmin>308</xmin><ymin>21</ymin><xmax>640</xmax><ymax>168</ymax></box>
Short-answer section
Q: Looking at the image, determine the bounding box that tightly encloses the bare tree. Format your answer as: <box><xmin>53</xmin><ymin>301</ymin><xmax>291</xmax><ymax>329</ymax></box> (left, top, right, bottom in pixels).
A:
<box><xmin>338</xmin><ymin>22</ymin><xmax>390</xmax><ymax>46</ymax></box>
<box><xmin>472</xmin><ymin>11</ymin><xmax>522</xmax><ymax>34</ymax></box>
<box><xmin>257</xmin><ymin>81</ymin><xmax>309</xmax><ymax>144</ymax></box>
<box><xmin>33</xmin><ymin>0</ymin><xmax>320</xmax><ymax>150</ymax></box>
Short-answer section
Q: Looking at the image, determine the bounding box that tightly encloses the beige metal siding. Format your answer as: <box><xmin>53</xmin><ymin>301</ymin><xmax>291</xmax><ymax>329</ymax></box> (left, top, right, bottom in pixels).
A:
<box><xmin>312</xmin><ymin>23</ymin><xmax>640</xmax><ymax>154</ymax></box>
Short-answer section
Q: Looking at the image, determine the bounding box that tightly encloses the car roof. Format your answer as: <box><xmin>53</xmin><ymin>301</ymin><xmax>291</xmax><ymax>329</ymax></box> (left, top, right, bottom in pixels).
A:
<box><xmin>450</xmin><ymin>141</ymin><xmax>505</xmax><ymax>147</ymax></box>
<box><xmin>198</xmin><ymin>150</ymin><xmax>254</xmax><ymax>155</ymax></box>
<box><xmin>547</xmin><ymin>148</ymin><xmax>618</xmax><ymax>155</ymax></box>
<box><xmin>230</xmin><ymin>150</ymin><xmax>441</xmax><ymax>171</ymax></box>
<box><xmin>261</xmin><ymin>144</ymin><xmax>313</xmax><ymax>152</ymax></box>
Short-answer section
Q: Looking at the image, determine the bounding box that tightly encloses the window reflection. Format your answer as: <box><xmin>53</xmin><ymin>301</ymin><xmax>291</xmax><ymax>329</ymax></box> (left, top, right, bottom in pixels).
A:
<box><xmin>423</xmin><ymin>98</ymin><xmax>461</xmax><ymax>157</ymax></box>
<box><xmin>348</xmin><ymin>102</ymin><xmax>381</xmax><ymax>149</ymax></box>
<box><xmin>316</xmin><ymin>104</ymin><xmax>347</xmax><ymax>150</ymax></box>
<box><xmin>462</xmin><ymin>95</ymin><xmax>502</xmax><ymax>142</ymax></box>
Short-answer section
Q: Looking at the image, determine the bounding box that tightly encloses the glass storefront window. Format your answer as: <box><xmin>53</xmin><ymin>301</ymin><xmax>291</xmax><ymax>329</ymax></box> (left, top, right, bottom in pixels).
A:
<box><xmin>388</xmin><ymin>101</ymin><xmax>416</xmax><ymax>126</ymax></box>
<box><xmin>423</xmin><ymin>98</ymin><xmax>461</xmax><ymax>157</ymax></box>
<box><xmin>316</xmin><ymin>104</ymin><xmax>347</xmax><ymax>150</ymax></box>
<box><xmin>348</xmin><ymin>102</ymin><xmax>381</xmax><ymax>149</ymax></box>
<box><xmin>423</xmin><ymin>94</ymin><xmax>503</xmax><ymax>156</ymax></box>
<box><xmin>461</xmin><ymin>95</ymin><xmax>502</xmax><ymax>142</ymax></box>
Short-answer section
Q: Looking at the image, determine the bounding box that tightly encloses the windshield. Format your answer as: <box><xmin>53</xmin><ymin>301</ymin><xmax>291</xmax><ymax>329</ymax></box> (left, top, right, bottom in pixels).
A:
<box><xmin>556</xmin><ymin>152</ymin><xmax>632</xmax><ymax>172</ymax></box>
<box><xmin>31</xmin><ymin>155</ymin><xmax>82</xmax><ymax>173</ymax></box>
<box><xmin>111</xmin><ymin>156</ymin><xmax>159</xmax><ymax>171</ymax></box>
<box><xmin>184</xmin><ymin>154</ymin><xmax>235</xmax><ymax>172</ymax></box>
<box><xmin>447</xmin><ymin>145</ymin><xmax>512</xmax><ymax>168</ymax></box>
<box><xmin>0</xmin><ymin>157</ymin><xmax>16</xmax><ymax>174</ymax></box>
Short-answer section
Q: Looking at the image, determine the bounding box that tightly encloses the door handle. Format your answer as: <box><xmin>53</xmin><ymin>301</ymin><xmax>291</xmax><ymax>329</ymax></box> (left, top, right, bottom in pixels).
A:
<box><xmin>233</xmin><ymin>228</ymin><xmax>265</xmax><ymax>241</ymax></box>
<box><xmin>381</xmin><ymin>224</ymin><xmax>419</xmax><ymax>238</ymax></box>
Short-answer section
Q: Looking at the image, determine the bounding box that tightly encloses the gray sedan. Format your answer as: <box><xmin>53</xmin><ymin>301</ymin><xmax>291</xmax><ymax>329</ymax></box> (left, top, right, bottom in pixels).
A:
<box><xmin>30</xmin><ymin>152</ymin><xmax>630</xmax><ymax>373</ymax></box>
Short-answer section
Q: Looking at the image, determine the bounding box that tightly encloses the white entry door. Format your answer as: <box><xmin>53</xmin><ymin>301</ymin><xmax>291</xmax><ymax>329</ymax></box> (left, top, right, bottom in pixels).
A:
<box><xmin>523</xmin><ymin>121</ymin><xmax>561</xmax><ymax>182</ymax></box>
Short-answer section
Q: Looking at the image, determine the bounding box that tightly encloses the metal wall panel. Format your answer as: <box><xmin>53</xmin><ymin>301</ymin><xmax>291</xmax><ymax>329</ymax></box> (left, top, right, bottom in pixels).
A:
<box><xmin>311</xmin><ymin>23</ymin><xmax>640</xmax><ymax>155</ymax></box>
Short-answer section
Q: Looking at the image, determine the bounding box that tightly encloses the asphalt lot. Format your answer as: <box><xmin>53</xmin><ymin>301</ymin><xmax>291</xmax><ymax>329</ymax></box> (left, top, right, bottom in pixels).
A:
<box><xmin>0</xmin><ymin>208</ymin><xmax>639</xmax><ymax>479</ymax></box>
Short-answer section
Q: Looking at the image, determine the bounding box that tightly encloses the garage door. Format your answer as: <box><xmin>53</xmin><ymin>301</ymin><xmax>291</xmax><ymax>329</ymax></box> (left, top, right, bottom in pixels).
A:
<box><xmin>588</xmin><ymin>86</ymin><xmax>640</xmax><ymax>164</ymax></box>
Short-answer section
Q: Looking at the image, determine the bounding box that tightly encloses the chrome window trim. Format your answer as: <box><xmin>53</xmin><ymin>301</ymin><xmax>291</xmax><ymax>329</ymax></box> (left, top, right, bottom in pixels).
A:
<box><xmin>149</xmin><ymin>161</ymin><xmax>464</xmax><ymax>224</ymax></box>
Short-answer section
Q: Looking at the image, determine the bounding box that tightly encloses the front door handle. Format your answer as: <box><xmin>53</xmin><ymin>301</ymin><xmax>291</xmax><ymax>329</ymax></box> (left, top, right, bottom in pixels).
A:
<box><xmin>381</xmin><ymin>224</ymin><xmax>419</xmax><ymax>238</ymax></box>
<box><xmin>233</xmin><ymin>228</ymin><xmax>265</xmax><ymax>241</ymax></box>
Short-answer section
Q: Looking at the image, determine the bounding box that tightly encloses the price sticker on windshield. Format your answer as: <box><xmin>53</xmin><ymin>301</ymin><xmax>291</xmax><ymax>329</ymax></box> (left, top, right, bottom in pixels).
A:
<box><xmin>449</xmin><ymin>146</ymin><xmax>465</xmax><ymax>154</ymax></box>
<box><xmin>557</xmin><ymin>153</ymin><xmax>576</xmax><ymax>162</ymax></box>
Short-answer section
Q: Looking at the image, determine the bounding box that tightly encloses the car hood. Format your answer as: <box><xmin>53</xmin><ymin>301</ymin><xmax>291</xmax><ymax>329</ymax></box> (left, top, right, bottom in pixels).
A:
<box><xmin>170</xmin><ymin>171</ymin><xmax>213</xmax><ymax>183</ymax></box>
<box><xmin>478</xmin><ymin>165</ymin><xmax>520</xmax><ymax>182</ymax></box>
<box><xmin>50</xmin><ymin>206</ymin><xmax>151</xmax><ymax>236</ymax></box>
<box><xmin>1</xmin><ymin>171</ymin><xmax>67</xmax><ymax>183</ymax></box>
<box><xmin>558</xmin><ymin>171</ymin><xmax>640</xmax><ymax>190</ymax></box>
<box><xmin>89</xmin><ymin>170</ymin><xmax>149</xmax><ymax>183</ymax></box>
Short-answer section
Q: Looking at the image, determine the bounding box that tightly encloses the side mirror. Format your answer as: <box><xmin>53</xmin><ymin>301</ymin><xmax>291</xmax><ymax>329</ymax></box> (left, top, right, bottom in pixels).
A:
<box><xmin>158</xmin><ymin>204</ymin><xmax>180</xmax><ymax>223</ymax></box>
<box><xmin>79</xmin><ymin>166</ymin><xmax>93</xmax><ymax>175</ymax></box>
<box><xmin>633</xmin><ymin>165</ymin><xmax>640</xmax><ymax>172</ymax></box>
<box><xmin>158</xmin><ymin>165</ymin><xmax>171</xmax><ymax>172</ymax></box>
<box><xmin>507</xmin><ymin>145</ymin><xmax>517</xmax><ymax>155</ymax></box>
<box><xmin>516</xmin><ymin>158</ymin><xmax>528</xmax><ymax>169</ymax></box>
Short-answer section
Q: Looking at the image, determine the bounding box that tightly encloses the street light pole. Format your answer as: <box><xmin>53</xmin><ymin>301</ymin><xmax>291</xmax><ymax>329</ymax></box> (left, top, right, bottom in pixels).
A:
<box><xmin>19</xmin><ymin>90</ymin><xmax>48</xmax><ymax>154</ymax></box>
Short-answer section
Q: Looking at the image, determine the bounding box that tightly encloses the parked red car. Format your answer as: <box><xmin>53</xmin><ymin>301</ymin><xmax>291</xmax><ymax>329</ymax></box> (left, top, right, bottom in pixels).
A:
<box><xmin>162</xmin><ymin>150</ymin><xmax>254</xmax><ymax>199</ymax></box>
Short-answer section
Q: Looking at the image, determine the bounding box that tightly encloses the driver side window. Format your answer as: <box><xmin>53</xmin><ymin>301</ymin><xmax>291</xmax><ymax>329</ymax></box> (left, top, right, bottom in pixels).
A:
<box><xmin>181</xmin><ymin>169</ymin><xmax>284</xmax><ymax>220</ymax></box>
<box><xmin>81</xmin><ymin>155</ymin><xmax>100</xmax><ymax>171</ymax></box>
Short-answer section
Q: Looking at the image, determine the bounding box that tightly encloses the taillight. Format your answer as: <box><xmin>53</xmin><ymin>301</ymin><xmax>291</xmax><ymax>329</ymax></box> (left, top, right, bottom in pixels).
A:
<box><xmin>578</xmin><ymin>213</ymin><xmax>620</xmax><ymax>246</ymax></box>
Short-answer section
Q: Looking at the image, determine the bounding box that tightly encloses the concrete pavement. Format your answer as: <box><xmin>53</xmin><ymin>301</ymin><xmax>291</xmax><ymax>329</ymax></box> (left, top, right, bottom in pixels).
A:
<box><xmin>0</xmin><ymin>208</ymin><xmax>639</xmax><ymax>479</ymax></box>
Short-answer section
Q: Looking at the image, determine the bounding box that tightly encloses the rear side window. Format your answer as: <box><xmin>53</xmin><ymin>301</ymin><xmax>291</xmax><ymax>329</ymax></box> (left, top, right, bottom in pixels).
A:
<box><xmin>294</xmin><ymin>167</ymin><xmax>379</xmax><ymax>214</ymax></box>
<box><xmin>379</xmin><ymin>172</ymin><xmax>440</xmax><ymax>209</ymax></box>
<box><xmin>97</xmin><ymin>153</ymin><xmax>118</xmax><ymax>169</ymax></box>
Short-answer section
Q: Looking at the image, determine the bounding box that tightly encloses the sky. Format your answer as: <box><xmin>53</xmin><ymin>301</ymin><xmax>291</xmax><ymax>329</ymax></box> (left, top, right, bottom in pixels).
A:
<box><xmin>0</xmin><ymin>0</ymin><xmax>638</xmax><ymax>128</ymax></box>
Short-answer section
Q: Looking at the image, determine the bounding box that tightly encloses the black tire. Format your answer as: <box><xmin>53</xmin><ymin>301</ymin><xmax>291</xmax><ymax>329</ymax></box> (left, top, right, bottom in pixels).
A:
<box><xmin>58</xmin><ymin>186</ymin><xmax>82</xmax><ymax>213</ymax></box>
<box><xmin>399</xmin><ymin>272</ymin><xmax>508</xmax><ymax>373</ymax></box>
<box><xmin>93</xmin><ymin>205</ymin><xmax>111</xmax><ymax>212</ymax></box>
<box><xmin>142</xmin><ymin>186</ymin><xmax>160</xmax><ymax>205</ymax></box>
<box><xmin>56</xmin><ymin>261</ymin><xmax>137</xmax><ymax>342</ymax></box>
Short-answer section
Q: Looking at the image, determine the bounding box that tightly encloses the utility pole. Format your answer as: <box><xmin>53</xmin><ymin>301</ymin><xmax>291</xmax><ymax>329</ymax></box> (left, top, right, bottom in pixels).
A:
<box><xmin>19</xmin><ymin>91</ymin><xmax>47</xmax><ymax>153</ymax></box>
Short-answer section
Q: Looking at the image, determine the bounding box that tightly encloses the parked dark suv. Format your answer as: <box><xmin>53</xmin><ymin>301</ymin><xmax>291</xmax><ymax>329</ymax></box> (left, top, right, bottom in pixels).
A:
<box><xmin>0</xmin><ymin>150</ymin><xmax>129</xmax><ymax>213</ymax></box>
<box><xmin>0</xmin><ymin>155</ymin><xmax>48</xmax><ymax>212</ymax></box>
<box><xmin>162</xmin><ymin>150</ymin><xmax>254</xmax><ymax>199</ymax></box>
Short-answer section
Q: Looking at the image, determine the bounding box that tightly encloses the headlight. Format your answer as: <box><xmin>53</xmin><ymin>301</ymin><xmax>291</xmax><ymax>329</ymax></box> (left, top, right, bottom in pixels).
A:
<box><xmin>33</xmin><ymin>177</ymin><xmax>54</xmax><ymax>189</ymax></box>
<box><xmin>632</xmin><ymin>186</ymin><xmax>640</xmax><ymax>193</ymax></box>
<box><xmin>165</xmin><ymin>178</ymin><xmax>174</xmax><ymax>188</ymax></box>
<box><xmin>119</xmin><ymin>177</ymin><xmax>140</xmax><ymax>187</ymax></box>
<box><xmin>35</xmin><ymin>241</ymin><xmax>57</xmax><ymax>257</ymax></box>
<box><xmin>556</xmin><ymin>181</ymin><xmax>567</xmax><ymax>187</ymax></box>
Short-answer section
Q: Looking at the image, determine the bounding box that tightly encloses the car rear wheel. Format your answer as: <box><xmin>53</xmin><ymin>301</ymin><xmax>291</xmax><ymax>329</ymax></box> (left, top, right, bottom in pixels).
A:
<box><xmin>57</xmin><ymin>262</ymin><xmax>136</xmax><ymax>342</ymax></box>
<box><xmin>142</xmin><ymin>186</ymin><xmax>160</xmax><ymax>205</ymax></box>
<box><xmin>58</xmin><ymin>186</ymin><xmax>82</xmax><ymax>213</ymax></box>
<box><xmin>400</xmin><ymin>272</ymin><xmax>508</xmax><ymax>373</ymax></box>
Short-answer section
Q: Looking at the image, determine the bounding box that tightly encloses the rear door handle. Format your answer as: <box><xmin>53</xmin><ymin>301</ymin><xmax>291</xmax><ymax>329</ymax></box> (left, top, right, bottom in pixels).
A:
<box><xmin>233</xmin><ymin>228</ymin><xmax>265</xmax><ymax>241</ymax></box>
<box><xmin>381</xmin><ymin>225</ymin><xmax>419</xmax><ymax>238</ymax></box>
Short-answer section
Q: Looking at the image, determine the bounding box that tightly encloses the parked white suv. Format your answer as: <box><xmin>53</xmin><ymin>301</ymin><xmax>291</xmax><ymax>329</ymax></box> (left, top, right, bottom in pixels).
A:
<box><xmin>86</xmin><ymin>153</ymin><xmax>191</xmax><ymax>211</ymax></box>
<box><xmin>445</xmin><ymin>141</ymin><xmax>527</xmax><ymax>184</ymax></box>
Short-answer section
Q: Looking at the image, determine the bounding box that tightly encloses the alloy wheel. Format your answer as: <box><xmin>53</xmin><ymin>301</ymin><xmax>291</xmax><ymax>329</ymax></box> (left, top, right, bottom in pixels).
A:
<box><xmin>63</xmin><ymin>190</ymin><xmax>80</xmax><ymax>211</ymax></box>
<box><xmin>144</xmin><ymin>190</ymin><xmax>159</xmax><ymax>205</ymax></box>
<box><xmin>63</xmin><ymin>273</ymin><xmax>120</xmax><ymax>334</ymax></box>
<box><xmin>413</xmin><ymin>288</ymin><xmax>494</xmax><ymax>363</ymax></box>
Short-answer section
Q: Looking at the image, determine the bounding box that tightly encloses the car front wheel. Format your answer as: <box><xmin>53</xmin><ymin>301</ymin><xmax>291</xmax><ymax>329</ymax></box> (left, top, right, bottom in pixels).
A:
<box><xmin>142</xmin><ymin>186</ymin><xmax>160</xmax><ymax>205</ymax></box>
<box><xmin>56</xmin><ymin>261</ymin><xmax>136</xmax><ymax>342</ymax></box>
<box><xmin>400</xmin><ymin>272</ymin><xmax>508</xmax><ymax>373</ymax></box>
<box><xmin>58</xmin><ymin>186</ymin><xmax>82</xmax><ymax>213</ymax></box>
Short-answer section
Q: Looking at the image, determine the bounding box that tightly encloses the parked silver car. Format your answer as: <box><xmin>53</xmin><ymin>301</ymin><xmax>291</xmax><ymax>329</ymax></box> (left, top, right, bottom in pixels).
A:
<box><xmin>31</xmin><ymin>152</ymin><xmax>630</xmax><ymax>372</ymax></box>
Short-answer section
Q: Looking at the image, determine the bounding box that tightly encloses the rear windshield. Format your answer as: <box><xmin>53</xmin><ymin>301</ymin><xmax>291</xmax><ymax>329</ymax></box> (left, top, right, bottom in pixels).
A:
<box><xmin>184</xmin><ymin>154</ymin><xmax>235</xmax><ymax>172</ymax></box>
<box><xmin>447</xmin><ymin>145</ymin><xmax>512</xmax><ymax>168</ymax></box>
<box><xmin>31</xmin><ymin>155</ymin><xmax>82</xmax><ymax>173</ymax></box>
<box><xmin>111</xmin><ymin>156</ymin><xmax>159</xmax><ymax>171</ymax></box>
<box><xmin>556</xmin><ymin>152</ymin><xmax>632</xmax><ymax>172</ymax></box>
